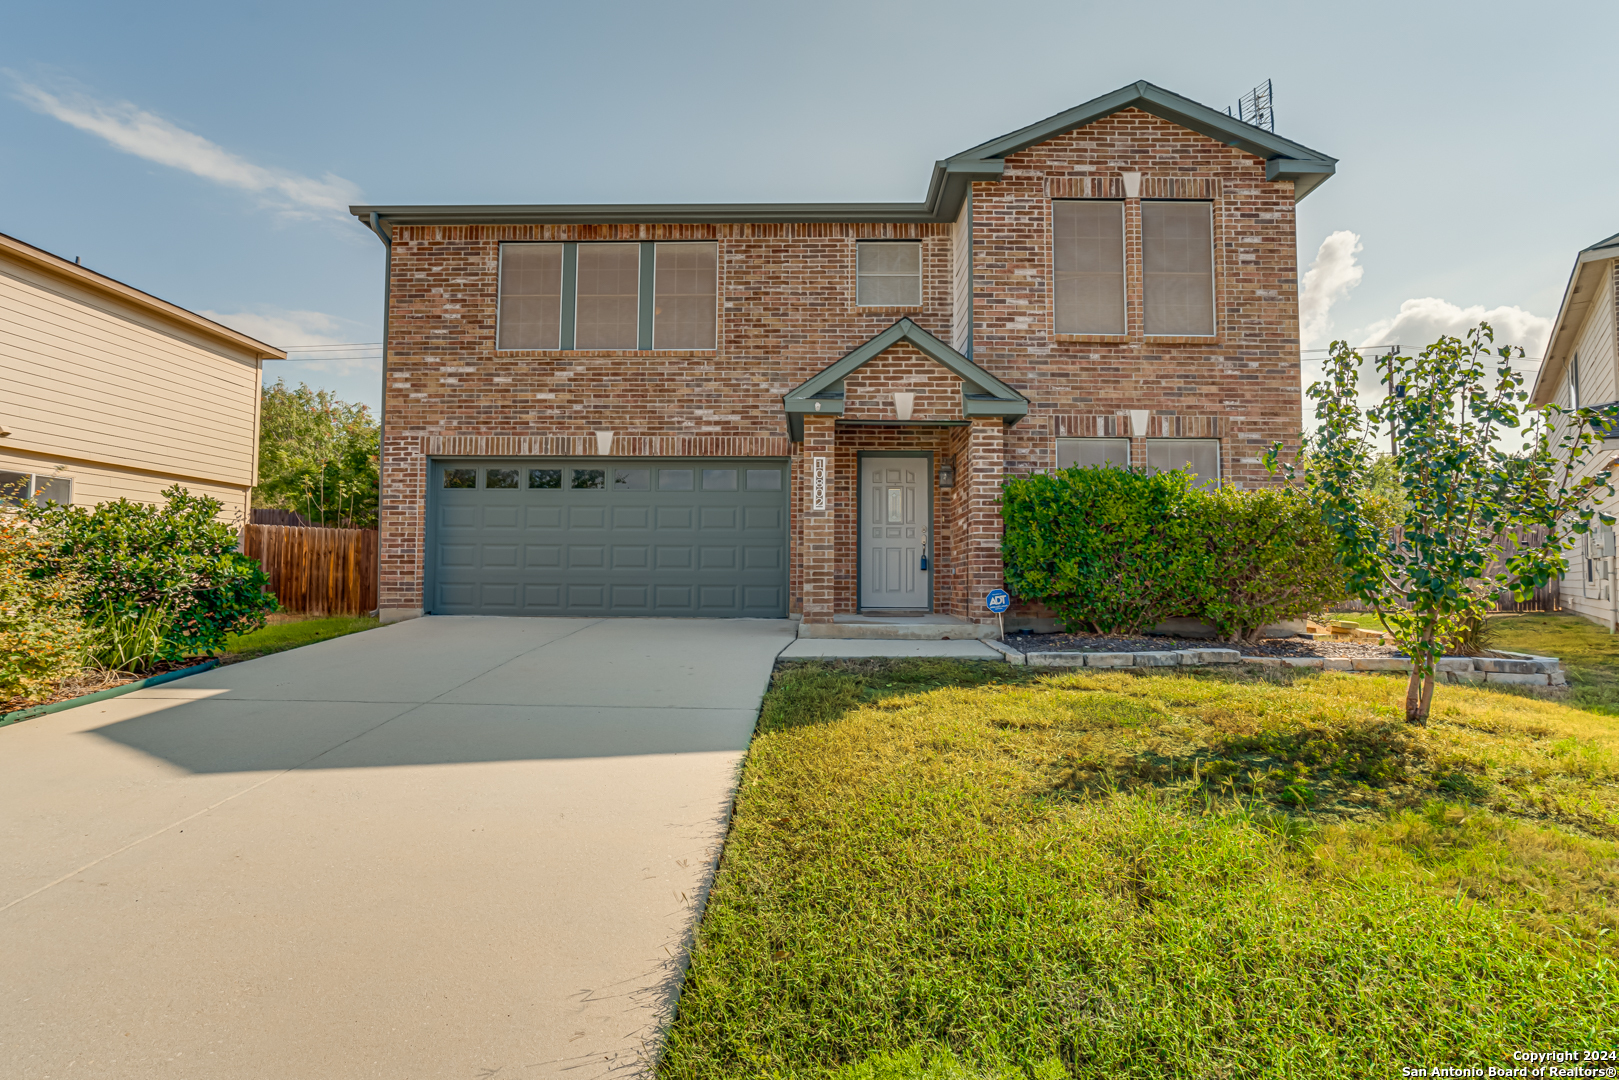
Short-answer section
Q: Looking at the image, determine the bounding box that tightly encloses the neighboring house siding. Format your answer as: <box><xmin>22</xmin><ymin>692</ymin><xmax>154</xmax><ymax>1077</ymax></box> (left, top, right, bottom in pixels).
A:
<box><xmin>0</xmin><ymin>250</ymin><xmax>265</xmax><ymax>520</ymax></box>
<box><xmin>1557</xmin><ymin>261</ymin><xmax>1619</xmax><ymax>628</ymax></box>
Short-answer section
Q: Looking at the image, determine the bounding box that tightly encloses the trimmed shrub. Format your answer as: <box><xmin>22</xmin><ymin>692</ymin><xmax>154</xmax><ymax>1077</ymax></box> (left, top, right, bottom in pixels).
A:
<box><xmin>27</xmin><ymin>486</ymin><xmax>277</xmax><ymax>661</ymax></box>
<box><xmin>1188</xmin><ymin>485</ymin><xmax>1345</xmax><ymax>642</ymax></box>
<box><xmin>0</xmin><ymin>516</ymin><xmax>87</xmax><ymax>702</ymax></box>
<box><xmin>1000</xmin><ymin>466</ymin><xmax>1200</xmax><ymax>634</ymax></box>
<box><xmin>1001</xmin><ymin>468</ymin><xmax>1345</xmax><ymax>639</ymax></box>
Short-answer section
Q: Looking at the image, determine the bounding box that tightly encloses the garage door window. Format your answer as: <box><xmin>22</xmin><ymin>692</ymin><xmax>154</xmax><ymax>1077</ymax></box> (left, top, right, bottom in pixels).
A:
<box><xmin>658</xmin><ymin>469</ymin><xmax>694</xmax><ymax>490</ymax></box>
<box><xmin>613</xmin><ymin>468</ymin><xmax>650</xmax><ymax>490</ymax></box>
<box><xmin>528</xmin><ymin>468</ymin><xmax>562</xmax><ymax>489</ymax></box>
<box><xmin>486</xmin><ymin>468</ymin><xmax>519</xmax><ymax>489</ymax></box>
<box><xmin>443</xmin><ymin>468</ymin><xmax>476</xmax><ymax>488</ymax></box>
<box><xmin>702</xmin><ymin>469</ymin><xmax>737</xmax><ymax>490</ymax></box>
<box><xmin>571</xmin><ymin>469</ymin><xmax>606</xmax><ymax>489</ymax></box>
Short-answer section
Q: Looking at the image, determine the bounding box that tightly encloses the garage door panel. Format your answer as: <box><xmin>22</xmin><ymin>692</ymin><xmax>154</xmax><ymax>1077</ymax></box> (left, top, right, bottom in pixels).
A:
<box><xmin>431</xmin><ymin>458</ymin><xmax>786</xmax><ymax>617</ymax></box>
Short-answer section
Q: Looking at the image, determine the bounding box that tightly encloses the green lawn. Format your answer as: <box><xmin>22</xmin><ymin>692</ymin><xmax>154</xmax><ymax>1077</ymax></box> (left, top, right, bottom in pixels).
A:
<box><xmin>217</xmin><ymin>614</ymin><xmax>379</xmax><ymax>662</ymax></box>
<box><xmin>662</xmin><ymin>660</ymin><xmax>1619</xmax><ymax>1078</ymax></box>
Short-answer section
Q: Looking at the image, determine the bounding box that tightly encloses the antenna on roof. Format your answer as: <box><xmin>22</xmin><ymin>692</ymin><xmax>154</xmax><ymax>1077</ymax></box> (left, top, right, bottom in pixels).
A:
<box><xmin>1226</xmin><ymin>79</ymin><xmax>1275</xmax><ymax>133</ymax></box>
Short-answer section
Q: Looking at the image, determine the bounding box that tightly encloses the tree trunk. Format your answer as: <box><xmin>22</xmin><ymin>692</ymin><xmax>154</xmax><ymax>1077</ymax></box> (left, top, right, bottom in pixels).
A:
<box><xmin>1403</xmin><ymin>668</ymin><xmax>1425</xmax><ymax>725</ymax></box>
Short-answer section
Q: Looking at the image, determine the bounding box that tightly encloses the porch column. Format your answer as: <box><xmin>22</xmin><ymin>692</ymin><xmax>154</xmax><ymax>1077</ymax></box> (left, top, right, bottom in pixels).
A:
<box><xmin>799</xmin><ymin>415</ymin><xmax>837</xmax><ymax>624</ymax></box>
<box><xmin>964</xmin><ymin>418</ymin><xmax>1006</xmax><ymax>624</ymax></box>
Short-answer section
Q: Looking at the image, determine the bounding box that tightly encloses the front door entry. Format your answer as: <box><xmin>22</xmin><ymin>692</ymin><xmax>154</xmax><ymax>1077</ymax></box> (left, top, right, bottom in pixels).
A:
<box><xmin>859</xmin><ymin>456</ymin><xmax>929</xmax><ymax>610</ymax></box>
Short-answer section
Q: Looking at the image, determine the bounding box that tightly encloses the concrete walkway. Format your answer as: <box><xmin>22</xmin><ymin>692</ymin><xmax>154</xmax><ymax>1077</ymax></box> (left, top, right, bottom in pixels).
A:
<box><xmin>0</xmin><ymin>616</ymin><xmax>795</xmax><ymax>1079</ymax></box>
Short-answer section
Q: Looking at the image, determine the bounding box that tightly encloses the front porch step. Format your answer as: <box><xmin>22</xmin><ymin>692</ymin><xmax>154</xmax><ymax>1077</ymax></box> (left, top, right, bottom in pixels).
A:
<box><xmin>796</xmin><ymin>613</ymin><xmax>1001</xmax><ymax>640</ymax></box>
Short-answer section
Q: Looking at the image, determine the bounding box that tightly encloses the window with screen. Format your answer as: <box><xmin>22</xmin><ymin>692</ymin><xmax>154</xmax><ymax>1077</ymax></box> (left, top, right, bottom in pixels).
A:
<box><xmin>1053</xmin><ymin>201</ymin><xmax>1125</xmax><ymax>334</ymax></box>
<box><xmin>856</xmin><ymin>242</ymin><xmax>922</xmax><ymax>306</ymax></box>
<box><xmin>1142</xmin><ymin>202</ymin><xmax>1214</xmax><ymax>336</ymax></box>
<box><xmin>1056</xmin><ymin>438</ymin><xmax>1131</xmax><ymax>470</ymax></box>
<box><xmin>575</xmin><ymin>243</ymin><xmax>640</xmax><ymax>350</ymax></box>
<box><xmin>654</xmin><ymin>243</ymin><xmax>717</xmax><ymax>349</ymax></box>
<box><xmin>1146</xmin><ymin>439</ymin><xmax>1220</xmax><ymax>489</ymax></box>
<box><xmin>497</xmin><ymin>243</ymin><xmax>563</xmax><ymax>349</ymax></box>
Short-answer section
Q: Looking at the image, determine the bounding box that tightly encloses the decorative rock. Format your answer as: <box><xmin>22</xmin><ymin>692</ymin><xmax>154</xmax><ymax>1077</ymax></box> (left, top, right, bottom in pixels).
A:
<box><xmin>1281</xmin><ymin>657</ymin><xmax>1324</xmax><ymax>669</ymax></box>
<box><xmin>1435</xmin><ymin>657</ymin><xmax>1476</xmax><ymax>673</ymax></box>
<box><xmin>1476</xmin><ymin>658</ymin><xmax>1538</xmax><ymax>675</ymax></box>
<box><xmin>1131</xmin><ymin>651</ymin><xmax>1182</xmax><ymax>666</ymax></box>
<box><xmin>1485</xmin><ymin>671</ymin><xmax>1550</xmax><ymax>686</ymax></box>
<box><xmin>1083</xmin><ymin>653</ymin><xmax>1135</xmax><ymax>668</ymax></box>
<box><xmin>1320</xmin><ymin>658</ymin><xmax>1354</xmax><ymax>671</ymax></box>
<box><xmin>1549</xmin><ymin>671</ymin><xmax>1568</xmax><ymax>686</ymax></box>
<box><xmin>1447</xmin><ymin>669</ymin><xmax>1485</xmax><ymax>684</ymax></box>
<box><xmin>1243</xmin><ymin>656</ymin><xmax>1284</xmax><ymax>666</ymax></box>
<box><xmin>1352</xmin><ymin>657</ymin><xmax>1413</xmax><ymax>672</ymax></box>
<box><xmin>1025</xmin><ymin>652</ymin><xmax>1088</xmax><ymax>668</ymax></box>
<box><xmin>1178</xmin><ymin>649</ymin><xmax>1241</xmax><ymax>665</ymax></box>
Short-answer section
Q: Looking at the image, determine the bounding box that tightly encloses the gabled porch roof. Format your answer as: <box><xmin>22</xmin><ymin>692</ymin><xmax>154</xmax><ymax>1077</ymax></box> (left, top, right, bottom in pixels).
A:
<box><xmin>781</xmin><ymin>319</ymin><xmax>1028</xmax><ymax>441</ymax></box>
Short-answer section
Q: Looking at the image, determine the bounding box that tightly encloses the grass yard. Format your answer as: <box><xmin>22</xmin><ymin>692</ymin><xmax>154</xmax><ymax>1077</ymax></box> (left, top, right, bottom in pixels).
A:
<box><xmin>662</xmin><ymin>660</ymin><xmax>1619</xmax><ymax>1079</ymax></box>
<box><xmin>217</xmin><ymin>614</ymin><xmax>378</xmax><ymax>662</ymax></box>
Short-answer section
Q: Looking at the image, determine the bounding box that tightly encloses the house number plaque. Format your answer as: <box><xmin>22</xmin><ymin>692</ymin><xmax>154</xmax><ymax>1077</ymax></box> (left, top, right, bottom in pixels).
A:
<box><xmin>811</xmin><ymin>456</ymin><xmax>827</xmax><ymax>511</ymax></box>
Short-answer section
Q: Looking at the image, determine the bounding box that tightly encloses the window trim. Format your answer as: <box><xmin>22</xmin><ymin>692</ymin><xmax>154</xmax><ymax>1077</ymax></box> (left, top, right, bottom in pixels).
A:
<box><xmin>1051</xmin><ymin>199</ymin><xmax>1127</xmax><ymax>337</ymax></box>
<box><xmin>1140</xmin><ymin>199</ymin><xmax>1217</xmax><ymax>339</ymax></box>
<box><xmin>853</xmin><ymin>239</ymin><xmax>924</xmax><ymax>309</ymax></box>
<box><xmin>495</xmin><ymin>240</ymin><xmax>719</xmax><ymax>353</ymax></box>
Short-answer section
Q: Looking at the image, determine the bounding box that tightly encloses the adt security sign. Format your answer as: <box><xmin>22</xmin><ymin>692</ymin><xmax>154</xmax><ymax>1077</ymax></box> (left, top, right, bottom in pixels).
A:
<box><xmin>985</xmin><ymin>589</ymin><xmax>1011</xmax><ymax>613</ymax></box>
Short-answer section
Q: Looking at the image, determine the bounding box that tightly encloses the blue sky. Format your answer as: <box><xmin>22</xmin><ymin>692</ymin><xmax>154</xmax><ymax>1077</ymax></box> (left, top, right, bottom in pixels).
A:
<box><xmin>4</xmin><ymin>0</ymin><xmax>1616</xmax><ymax>414</ymax></box>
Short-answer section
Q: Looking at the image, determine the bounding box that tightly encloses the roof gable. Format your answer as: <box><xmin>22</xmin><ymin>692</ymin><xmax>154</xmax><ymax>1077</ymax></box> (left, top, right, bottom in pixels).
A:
<box><xmin>782</xmin><ymin>319</ymin><xmax>1027</xmax><ymax>439</ymax></box>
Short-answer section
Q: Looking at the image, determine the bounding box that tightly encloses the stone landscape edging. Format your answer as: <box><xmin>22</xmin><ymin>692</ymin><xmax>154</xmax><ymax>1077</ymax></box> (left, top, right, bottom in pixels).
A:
<box><xmin>981</xmin><ymin>640</ymin><xmax>1566</xmax><ymax>686</ymax></box>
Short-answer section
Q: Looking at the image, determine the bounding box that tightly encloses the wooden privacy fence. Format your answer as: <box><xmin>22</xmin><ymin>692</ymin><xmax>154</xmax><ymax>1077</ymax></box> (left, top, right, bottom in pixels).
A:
<box><xmin>243</xmin><ymin>525</ymin><xmax>377</xmax><ymax>616</ymax></box>
<box><xmin>1330</xmin><ymin>525</ymin><xmax>1561</xmax><ymax>614</ymax></box>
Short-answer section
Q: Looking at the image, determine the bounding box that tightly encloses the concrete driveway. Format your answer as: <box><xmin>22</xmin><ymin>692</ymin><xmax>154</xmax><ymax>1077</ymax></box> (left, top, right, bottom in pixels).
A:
<box><xmin>1</xmin><ymin>616</ymin><xmax>795</xmax><ymax>1079</ymax></box>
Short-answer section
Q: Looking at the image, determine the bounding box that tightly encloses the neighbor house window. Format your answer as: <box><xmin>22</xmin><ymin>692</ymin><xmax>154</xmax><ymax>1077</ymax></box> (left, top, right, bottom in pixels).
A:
<box><xmin>1053</xmin><ymin>201</ymin><xmax>1125</xmax><ymax>334</ymax></box>
<box><xmin>0</xmin><ymin>471</ymin><xmax>71</xmax><ymax>506</ymax></box>
<box><xmin>1146</xmin><ymin>438</ymin><xmax>1219</xmax><ymax>489</ymax></box>
<box><xmin>654</xmin><ymin>243</ymin><xmax>718</xmax><ymax>349</ymax></box>
<box><xmin>497</xmin><ymin>243</ymin><xmax>563</xmax><ymax>350</ymax></box>
<box><xmin>1142</xmin><ymin>202</ymin><xmax>1214</xmax><ymax>336</ymax></box>
<box><xmin>497</xmin><ymin>241</ymin><xmax>717</xmax><ymax>350</ymax></box>
<box><xmin>1056</xmin><ymin>438</ymin><xmax>1130</xmax><ymax>470</ymax></box>
<box><xmin>575</xmin><ymin>243</ymin><xmax>640</xmax><ymax>350</ymax></box>
<box><xmin>856</xmin><ymin>242</ymin><xmax>922</xmax><ymax>306</ymax></box>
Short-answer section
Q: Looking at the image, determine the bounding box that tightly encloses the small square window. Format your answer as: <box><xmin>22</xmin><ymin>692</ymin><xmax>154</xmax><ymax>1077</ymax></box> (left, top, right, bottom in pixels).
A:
<box><xmin>442</xmin><ymin>468</ymin><xmax>477</xmax><ymax>489</ymax></box>
<box><xmin>613</xmin><ymin>468</ymin><xmax>650</xmax><ymax>490</ymax></box>
<box><xmin>486</xmin><ymin>468</ymin><xmax>519</xmax><ymax>489</ymax></box>
<box><xmin>658</xmin><ymin>469</ymin><xmax>694</xmax><ymax>491</ymax></box>
<box><xmin>746</xmin><ymin>469</ymin><xmax>782</xmax><ymax>490</ymax></box>
<box><xmin>855</xmin><ymin>242</ymin><xmax>922</xmax><ymax>306</ymax></box>
<box><xmin>571</xmin><ymin>468</ymin><xmax>606</xmax><ymax>490</ymax></box>
<box><xmin>528</xmin><ymin>468</ymin><xmax>562</xmax><ymax>489</ymax></box>
<box><xmin>32</xmin><ymin>475</ymin><xmax>71</xmax><ymax>506</ymax></box>
<box><xmin>702</xmin><ymin>469</ymin><xmax>737</xmax><ymax>490</ymax></box>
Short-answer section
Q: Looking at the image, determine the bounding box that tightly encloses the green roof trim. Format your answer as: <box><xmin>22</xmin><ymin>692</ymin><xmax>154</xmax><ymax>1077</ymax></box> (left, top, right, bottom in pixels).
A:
<box><xmin>350</xmin><ymin>81</ymin><xmax>1337</xmax><ymax>231</ymax></box>
<box><xmin>782</xmin><ymin>319</ymin><xmax>1027</xmax><ymax>440</ymax></box>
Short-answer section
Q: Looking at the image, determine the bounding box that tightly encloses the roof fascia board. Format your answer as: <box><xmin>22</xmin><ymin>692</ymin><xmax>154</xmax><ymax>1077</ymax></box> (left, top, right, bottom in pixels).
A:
<box><xmin>1532</xmin><ymin>246</ymin><xmax>1618</xmax><ymax>402</ymax></box>
<box><xmin>0</xmin><ymin>232</ymin><xmax>285</xmax><ymax>359</ymax></box>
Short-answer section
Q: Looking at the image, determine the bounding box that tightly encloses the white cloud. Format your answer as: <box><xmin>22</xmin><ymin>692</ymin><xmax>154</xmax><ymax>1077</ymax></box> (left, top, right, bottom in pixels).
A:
<box><xmin>202</xmin><ymin>309</ymin><xmax>380</xmax><ymax>377</ymax></box>
<box><xmin>1359</xmin><ymin>298</ymin><xmax>1552</xmax><ymax>361</ymax></box>
<box><xmin>1299</xmin><ymin>230</ymin><xmax>1363</xmax><ymax>349</ymax></box>
<box><xmin>11</xmin><ymin>77</ymin><xmax>361</xmax><ymax>219</ymax></box>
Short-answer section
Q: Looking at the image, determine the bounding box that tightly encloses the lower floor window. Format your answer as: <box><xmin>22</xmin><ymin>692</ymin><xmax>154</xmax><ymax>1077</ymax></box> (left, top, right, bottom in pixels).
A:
<box><xmin>1055</xmin><ymin>438</ymin><xmax>1130</xmax><ymax>470</ymax></box>
<box><xmin>1146</xmin><ymin>439</ymin><xmax>1220</xmax><ymax>489</ymax></box>
<box><xmin>0</xmin><ymin>470</ymin><xmax>72</xmax><ymax>506</ymax></box>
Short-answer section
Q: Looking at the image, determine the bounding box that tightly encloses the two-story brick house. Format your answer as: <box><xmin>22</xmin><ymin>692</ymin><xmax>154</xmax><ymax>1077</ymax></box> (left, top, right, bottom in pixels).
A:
<box><xmin>352</xmin><ymin>80</ymin><xmax>1336</xmax><ymax>630</ymax></box>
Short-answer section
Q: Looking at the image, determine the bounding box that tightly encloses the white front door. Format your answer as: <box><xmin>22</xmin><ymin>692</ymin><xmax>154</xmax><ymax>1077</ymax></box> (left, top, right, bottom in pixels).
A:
<box><xmin>860</xmin><ymin>456</ymin><xmax>929</xmax><ymax>610</ymax></box>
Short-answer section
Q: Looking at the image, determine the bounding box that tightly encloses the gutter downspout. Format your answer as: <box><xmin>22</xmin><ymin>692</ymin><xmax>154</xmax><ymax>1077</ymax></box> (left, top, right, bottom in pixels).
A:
<box><xmin>366</xmin><ymin>212</ymin><xmax>392</xmax><ymax>619</ymax></box>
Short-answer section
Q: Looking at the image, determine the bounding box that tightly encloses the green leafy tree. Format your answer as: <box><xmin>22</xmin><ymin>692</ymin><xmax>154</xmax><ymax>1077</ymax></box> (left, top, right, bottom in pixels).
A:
<box><xmin>1268</xmin><ymin>324</ymin><xmax>1614</xmax><ymax>724</ymax></box>
<box><xmin>255</xmin><ymin>379</ymin><xmax>379</xmax><ymax>527</ymax></box>
<box><xmin>27</xmin><ymin>486</ymin><xmax>277</xmax><ymax>661</ymax></box>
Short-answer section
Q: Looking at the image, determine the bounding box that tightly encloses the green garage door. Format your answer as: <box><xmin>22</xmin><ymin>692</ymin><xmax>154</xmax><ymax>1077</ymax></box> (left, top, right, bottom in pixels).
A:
<box><xmin>429</xmin><ymin>458</ymin><xmax>788</xmax><ymax>617</ymax></box>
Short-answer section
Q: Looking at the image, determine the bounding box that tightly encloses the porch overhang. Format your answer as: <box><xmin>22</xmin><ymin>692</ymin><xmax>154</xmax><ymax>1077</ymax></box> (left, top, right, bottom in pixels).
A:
<box><xmin>782</xmin><ymin>319</ymin><xmax>1028</xmax><ymax>441</ymax></box>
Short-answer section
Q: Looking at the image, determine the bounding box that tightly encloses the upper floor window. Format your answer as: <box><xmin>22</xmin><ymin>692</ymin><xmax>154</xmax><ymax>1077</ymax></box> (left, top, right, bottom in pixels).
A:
<box><xmin>856</xmin><ymin>242</ymin><xmax>921</xmax><ymax>307</ymax></box>
<box><xmin>497</xmin><ymin>241</ymin><xmax>718</xmax><ymax>351</ymax></box>
<box><xmin>1053</xmin><ymin>201</ymin><xmax>1125</xmax><ymax>335</ymax></box>
<box><xmin>1142</xmin><ymin>201</ymin><xmax>1214</xmax><ymax>336</ymax></box>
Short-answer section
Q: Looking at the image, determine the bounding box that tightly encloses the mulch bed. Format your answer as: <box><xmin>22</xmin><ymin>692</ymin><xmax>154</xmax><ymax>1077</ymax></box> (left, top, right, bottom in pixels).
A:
<box><xmin>1007</xmin><ymin>630</ymin><xmax>1406</xmax><ymax>659</ymax></box>
<box><xmin>0</xmin><ymin>658</ymin><xmax>211</xmax><ymax>717</ymax></box>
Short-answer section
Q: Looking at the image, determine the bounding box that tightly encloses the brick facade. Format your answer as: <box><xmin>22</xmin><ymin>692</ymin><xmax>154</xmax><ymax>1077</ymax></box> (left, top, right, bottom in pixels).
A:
<box><xmin>373</xmin><ymin>100</ymin><xmax>1312</xmax><ymax>624</ymax></box>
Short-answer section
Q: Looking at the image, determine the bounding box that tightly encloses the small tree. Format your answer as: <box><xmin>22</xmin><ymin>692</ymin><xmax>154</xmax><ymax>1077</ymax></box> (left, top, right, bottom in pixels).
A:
<box><xmin>1269</xmin><ymin>324</ymin><xmax>1614</xmax><ymax>724</ymax></box>
<box><xmin>254</xmin><ymin>379</ymin><xmax>379</xmax><ymax>527</ymax></box>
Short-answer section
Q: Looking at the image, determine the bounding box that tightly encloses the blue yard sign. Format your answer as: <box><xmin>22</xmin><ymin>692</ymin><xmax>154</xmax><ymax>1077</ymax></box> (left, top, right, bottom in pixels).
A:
<box><xmin>985</xmin><ymin>589</ymin><xmax>1011</xmax><ymax>613</ymax></box>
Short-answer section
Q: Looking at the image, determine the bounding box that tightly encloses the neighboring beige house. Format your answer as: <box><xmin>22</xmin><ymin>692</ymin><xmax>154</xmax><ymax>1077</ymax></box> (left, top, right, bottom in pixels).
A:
<box><xmin>0</xmin><ymin>231</ymin><xmax>283</xmax><ymax>520</ymax></box>
<box><xmin>1531</xmin><ymin>230</ymin><xmax>1619</xmax><ymax>630</ymax></box>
